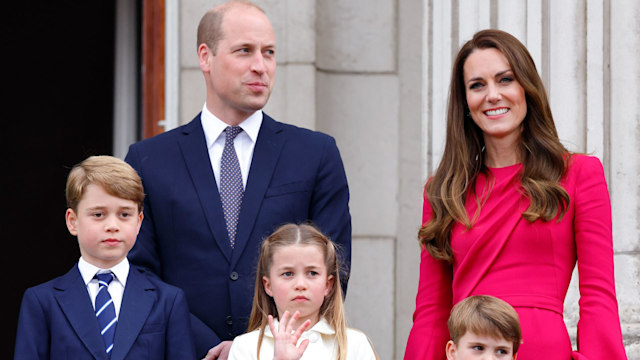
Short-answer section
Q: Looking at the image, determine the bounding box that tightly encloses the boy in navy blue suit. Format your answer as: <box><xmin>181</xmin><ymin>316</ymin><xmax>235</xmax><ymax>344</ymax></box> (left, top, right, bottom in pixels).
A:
<box><xmin>14</xmin><ymin>155</ymin><xmax>196</xmax><ymax>360</ymax></box>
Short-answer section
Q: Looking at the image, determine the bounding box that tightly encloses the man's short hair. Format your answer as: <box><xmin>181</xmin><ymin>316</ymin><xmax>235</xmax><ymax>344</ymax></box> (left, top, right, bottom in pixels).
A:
<box><xmin>196</xmin><ymin>0</ymin><xmax>265</xmax><ymax>54</ymax></box>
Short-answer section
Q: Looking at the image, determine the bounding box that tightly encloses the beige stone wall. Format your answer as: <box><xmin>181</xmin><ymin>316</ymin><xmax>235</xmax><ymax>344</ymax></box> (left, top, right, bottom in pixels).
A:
<box><xmin>174</xmin><ymin>0</ymin><xmax>640</xmax><ymax>358</ymax></box>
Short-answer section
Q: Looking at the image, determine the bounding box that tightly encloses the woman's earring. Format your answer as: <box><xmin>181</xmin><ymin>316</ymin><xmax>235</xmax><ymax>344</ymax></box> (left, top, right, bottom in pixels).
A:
<box><xmin>475</xmin><ymin>147</ymin><xmax>485</xmax><ymax>162</ymax></box>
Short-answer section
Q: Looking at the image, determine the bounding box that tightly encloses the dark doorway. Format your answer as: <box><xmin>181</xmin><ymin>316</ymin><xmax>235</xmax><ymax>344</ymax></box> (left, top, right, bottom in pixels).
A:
<box><xmin>3</xmin><ymin>2</ymin><xmax>122</xmax><ymax>357</ymax></box>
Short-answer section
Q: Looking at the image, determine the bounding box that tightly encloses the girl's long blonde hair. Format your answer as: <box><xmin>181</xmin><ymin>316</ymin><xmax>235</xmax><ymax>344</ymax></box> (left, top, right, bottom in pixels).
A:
<box><xmin>247</xmin><ymin>223</ymin><xmax>347</xmax><ymax>360</ymax></box>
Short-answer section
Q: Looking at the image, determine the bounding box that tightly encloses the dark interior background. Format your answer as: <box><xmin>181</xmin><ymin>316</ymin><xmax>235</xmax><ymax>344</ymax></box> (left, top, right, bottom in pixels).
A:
<box><xmin>3</xmin><ymin>2</ymin><xmax>139</xmax><ymax>358</ymax></box>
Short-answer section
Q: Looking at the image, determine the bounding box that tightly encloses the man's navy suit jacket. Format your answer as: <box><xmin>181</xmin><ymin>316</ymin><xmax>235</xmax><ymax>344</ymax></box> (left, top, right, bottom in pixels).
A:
<box><xmin>124</xmin><ymin>113</ymin><xmax>352</xmax><ymax>357</ymax></box>
<box><xmin>14</xmin><ymin>264</ymin><xmax>196</xmax><ymax>360</ymax></box>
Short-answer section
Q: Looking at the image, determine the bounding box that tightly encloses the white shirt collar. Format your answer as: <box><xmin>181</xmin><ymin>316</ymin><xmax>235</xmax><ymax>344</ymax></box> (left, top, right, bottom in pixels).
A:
<box><xmin>264</xmin><ymin>317</ymin><xmax>335</xmax><ymax>338</ymax></box>
<box><xmin>200</xmin><ymin>104</ymin><xmax>262</xmax><ymax>148</ymax></box>
<box><xmin>78</xmin><ymin>257</ymin><xmax>129</xmax><ymax>287</ymax></box>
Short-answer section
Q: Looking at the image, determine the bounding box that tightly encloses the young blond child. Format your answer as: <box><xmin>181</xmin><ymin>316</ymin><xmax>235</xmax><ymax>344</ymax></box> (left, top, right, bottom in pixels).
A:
<box><xmin>14</xmin><ymin>155</ymin><xmax>195</xmax><ymax>359</ymax></box>
<box><xmin>446</xmin><ymin>295</ymin><xmax>522</xmax><ymax>360</ymax></box>
<box><xmin>228</xmin><ymin>223</ymin><xmax>377</xmax><ymax>360</ymax></box>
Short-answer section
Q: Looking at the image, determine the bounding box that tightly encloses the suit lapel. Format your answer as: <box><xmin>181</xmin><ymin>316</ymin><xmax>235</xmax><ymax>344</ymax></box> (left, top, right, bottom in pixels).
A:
<box><xmin>178</xmin><ymin>114</ymin><xmax>233</xmax><ymax>261</ymax></box>
<box><xmin>54</xmin><ymin>265</ymin><xmax>107</xmax><ymax>360</ymax></box>
<box><xmin>231</xmin><ymin>114</ymin><xmax>285</xmax><ymax>265</ymax></box>
<box><xmin>110</xmin><ymin>267</ymin><xmax>156</xmax><ymax>360</ymax></box>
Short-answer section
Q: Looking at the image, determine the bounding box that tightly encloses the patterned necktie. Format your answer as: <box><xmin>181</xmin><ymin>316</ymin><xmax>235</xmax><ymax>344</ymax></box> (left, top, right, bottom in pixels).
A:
<box><xmin>94</xmin><ymin>272</ymin><xmax>117</xmax><ymax>357</ymax></box>
<box><xmin>220</xmin><ymin>126</ymin><xmax>244</xmax><ymax>248</ymax></box>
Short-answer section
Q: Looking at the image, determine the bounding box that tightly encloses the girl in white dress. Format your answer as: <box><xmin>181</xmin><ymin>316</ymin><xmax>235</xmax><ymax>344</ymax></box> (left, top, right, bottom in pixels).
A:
<box><xmin>228</xmin><ymin>223</ymin><xmax>377</xmax><ymax>360</ymax></box>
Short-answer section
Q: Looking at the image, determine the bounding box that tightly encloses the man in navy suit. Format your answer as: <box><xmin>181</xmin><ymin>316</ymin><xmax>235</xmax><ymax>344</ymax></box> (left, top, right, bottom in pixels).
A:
<box><xmin>14</xmin><ymin>156</ymin><xmax>195</xmax><ymax>359</ymax></box>
<box><xmin>124</xmin><ymin>1</ymin><xmax>351</xmax><ymax>359</ymax></box>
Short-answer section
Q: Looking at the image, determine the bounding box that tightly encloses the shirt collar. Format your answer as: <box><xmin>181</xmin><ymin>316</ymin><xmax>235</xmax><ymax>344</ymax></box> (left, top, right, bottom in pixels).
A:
<box><xmin>264</xmin><ymin>317</ymin><xmax>335</xmax><ymax>338</ymax></box>
<box><xmin>78</xmin><ymin>257</ymin><xmax>130</xmax><ymax>287</ymax></box>
<box><xmin>200</xmin><ymin>104</ymin><xmax>262</xmax><ymax>147</ymax></box>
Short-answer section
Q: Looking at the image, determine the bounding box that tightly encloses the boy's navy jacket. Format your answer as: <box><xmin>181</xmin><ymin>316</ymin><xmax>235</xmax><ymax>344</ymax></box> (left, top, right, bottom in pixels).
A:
<box><xmin>14</xmin><ymin>264</ymin><xmax>196</xmax><ymax>360</ymax></box>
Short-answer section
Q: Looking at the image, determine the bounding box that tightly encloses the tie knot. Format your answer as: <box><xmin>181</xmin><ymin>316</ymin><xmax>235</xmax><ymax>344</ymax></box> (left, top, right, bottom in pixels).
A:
<box><xmin>225</xmin><ymin>126</ymin><xmax>243</xmax><ymax>141</ymax></box>
<box><xmin>95</xmin><ymin>272</ymin><xmax>114</xmax><ymax>287</ymax></box>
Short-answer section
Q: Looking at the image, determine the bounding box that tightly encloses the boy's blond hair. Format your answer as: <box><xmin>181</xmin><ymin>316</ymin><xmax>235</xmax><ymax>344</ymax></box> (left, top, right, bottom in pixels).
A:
<box><xmin>448</xmin><ymin>295</ymin><xmax>522</xmax><ymax>353</ymax></box>
<box><xmin>66</xmin><ymin>155</ymin><xmax>144</xmax><ymax>212</ymax></box>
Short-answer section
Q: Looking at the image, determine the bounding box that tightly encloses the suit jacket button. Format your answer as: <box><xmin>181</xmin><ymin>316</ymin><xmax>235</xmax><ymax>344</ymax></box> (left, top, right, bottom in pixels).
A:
<box><xmin>230</xmin><ymin>271</ymin><xmax>239</xmax><ymax>281</ymax></box>
<box><xmin>226</xmin><ymin>316</ymin><xmax>233</xmax><ymax>326</ymax></box>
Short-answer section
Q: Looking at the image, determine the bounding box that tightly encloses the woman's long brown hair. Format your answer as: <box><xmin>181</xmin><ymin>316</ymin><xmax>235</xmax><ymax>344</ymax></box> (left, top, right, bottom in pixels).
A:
<box><xmin>419</xmin><ymin>29</ymin><xmax>570</xmax><ymax>262</ymax></box>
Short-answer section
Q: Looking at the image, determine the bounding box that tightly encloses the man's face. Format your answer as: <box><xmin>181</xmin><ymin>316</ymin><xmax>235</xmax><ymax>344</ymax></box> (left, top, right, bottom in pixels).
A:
<box><xmin>200</xmin><ymin>6</ymin><xmax>276</xmax><ymax>123</ymax></box>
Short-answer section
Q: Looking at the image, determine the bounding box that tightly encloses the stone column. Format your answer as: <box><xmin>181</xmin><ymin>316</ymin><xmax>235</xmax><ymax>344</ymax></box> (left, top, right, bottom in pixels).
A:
<box><xmin>316</xmin><ymin>1</ymin><xmax>398</xmax><ymax>358</ymax></box>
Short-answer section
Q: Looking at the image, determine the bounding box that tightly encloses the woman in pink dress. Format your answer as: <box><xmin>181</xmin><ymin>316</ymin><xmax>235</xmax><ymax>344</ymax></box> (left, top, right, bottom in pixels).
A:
<box><xmin>404</xmin><ymin>29</ymin><xmax>627</xmax><ymax>359</ymax></box>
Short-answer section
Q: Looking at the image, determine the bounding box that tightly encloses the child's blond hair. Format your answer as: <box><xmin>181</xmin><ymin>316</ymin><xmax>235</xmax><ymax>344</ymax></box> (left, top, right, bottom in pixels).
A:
<box><xmin>66</xmin><ymin>155</ymin><xmax>144</xmax><ymax>212</ymax></box>
<box><xmin>448</xmin><ymin>295</ymin><xmax>522</xmax><ymax>353</ymax></box>
<box><xmin>248</xmin><ymin>223</ymin><xmax>347</xmax><ymax>360</ymax></box>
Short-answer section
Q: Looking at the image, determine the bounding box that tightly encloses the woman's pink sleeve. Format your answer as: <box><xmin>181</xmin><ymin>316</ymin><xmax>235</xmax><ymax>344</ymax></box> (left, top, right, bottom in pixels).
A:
<box><xmin>572</xmin><ymin>156</ymin><xmax>627</xmax><ymax>359</ymax></box>
<box><xmin>404</xmin><ymin>197</ymin><xmax>453</xmax><ymax>360</ymax></box>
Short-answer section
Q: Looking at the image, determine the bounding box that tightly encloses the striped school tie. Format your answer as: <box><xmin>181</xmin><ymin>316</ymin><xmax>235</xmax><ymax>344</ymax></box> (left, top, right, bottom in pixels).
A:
<box><xmin>94</xmin><ymin>272</ymin><xmax>117</xmax><ymax>357</ymax></box>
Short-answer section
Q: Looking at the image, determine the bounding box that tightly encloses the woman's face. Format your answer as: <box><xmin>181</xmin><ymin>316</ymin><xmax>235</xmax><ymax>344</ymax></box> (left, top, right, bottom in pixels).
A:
<box><xmin>463</xmin><ymin>48</ymin><xmax>527</xmax><ymax>147</ymax></box>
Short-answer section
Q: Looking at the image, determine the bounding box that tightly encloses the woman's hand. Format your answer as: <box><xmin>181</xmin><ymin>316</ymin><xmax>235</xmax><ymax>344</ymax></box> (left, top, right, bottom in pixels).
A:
<box><xmin>270</xmin><ymin>311</ymin><xmax>311</xmax><ymax>360</ymax></box>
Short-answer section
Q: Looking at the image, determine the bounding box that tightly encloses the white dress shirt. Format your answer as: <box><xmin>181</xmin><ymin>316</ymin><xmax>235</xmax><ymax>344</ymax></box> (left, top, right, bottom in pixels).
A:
<box><xmin>78</xmin><ymin>257</ymin><xmax>129</xmax><ymax>318</ymax></box>
<box><xmin>228</xmin><ymin>317</ymin><xmax>377</xmax><ymax>360</ymax></box>
<box><xmin>200</xmin><ymin>104</ymin><xmax>262</xmax><ymax>190</ymax></box>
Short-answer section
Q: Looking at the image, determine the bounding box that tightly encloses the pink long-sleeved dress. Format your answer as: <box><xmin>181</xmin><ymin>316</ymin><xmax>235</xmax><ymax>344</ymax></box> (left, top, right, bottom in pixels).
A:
<box><xmin>404</xmin><ymin>155</ymin><xmax>627</xmax><ymax>359</ymax></box>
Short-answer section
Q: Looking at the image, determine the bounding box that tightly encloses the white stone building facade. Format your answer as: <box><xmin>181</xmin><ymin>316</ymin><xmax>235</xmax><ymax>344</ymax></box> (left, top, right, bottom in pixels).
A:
<box><xmin>160</xmin><ymin>0</ymin><xmax>640</xmax><ymax>358</ymax></box>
